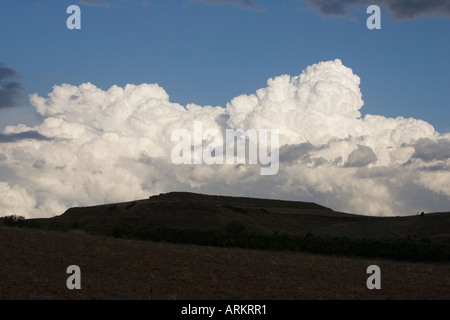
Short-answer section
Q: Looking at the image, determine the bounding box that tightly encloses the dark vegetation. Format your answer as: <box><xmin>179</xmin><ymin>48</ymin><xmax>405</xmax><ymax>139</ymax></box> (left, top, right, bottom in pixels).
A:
<box><xmin>1</xmin><ymin>215</ymin><xmax>26</xmax><ymax>227</ymax></box>
<box><xmin>109</xmin><ymin>223</ymin><xmax>450</xmax><ymax>263</ymax></box>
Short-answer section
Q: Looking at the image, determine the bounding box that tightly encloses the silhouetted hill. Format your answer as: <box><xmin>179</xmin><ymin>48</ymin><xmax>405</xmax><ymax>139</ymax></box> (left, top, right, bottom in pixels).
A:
<box><xmin>27</xmin><ymin>191</ymin><xmax>450</xmax><ymax>243</ymax></box>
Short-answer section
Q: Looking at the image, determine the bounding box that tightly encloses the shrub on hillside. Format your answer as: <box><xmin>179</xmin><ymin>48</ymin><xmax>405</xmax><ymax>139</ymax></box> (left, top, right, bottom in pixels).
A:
<box><xmin>3</xmin><ymin>215</ymin><xmax>26</xmax><ymax>227</ymax></box>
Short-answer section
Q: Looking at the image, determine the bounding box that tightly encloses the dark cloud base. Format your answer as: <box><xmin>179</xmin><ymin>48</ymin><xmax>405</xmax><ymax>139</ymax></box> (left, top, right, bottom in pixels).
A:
<box><xmin>0</xmin><ymin>131</ymin><xmax>51</xmax><ymax>143</ymax></box>
<box><xmin>0</xmin><ymin>63</ymin><xmax>23</xmax><ymax>109</ymax></box>
<box><xmin>305</xmin><ymin>0</ymin><xmax>450</xmax><ymax>20</ymax></box>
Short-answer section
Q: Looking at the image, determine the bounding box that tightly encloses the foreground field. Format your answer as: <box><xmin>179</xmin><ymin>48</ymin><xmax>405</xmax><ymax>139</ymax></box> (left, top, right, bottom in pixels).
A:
<box><xmin>1</xmin><ymin>226</ymin><xmax>449</xmax><ymax>300</ymax></box>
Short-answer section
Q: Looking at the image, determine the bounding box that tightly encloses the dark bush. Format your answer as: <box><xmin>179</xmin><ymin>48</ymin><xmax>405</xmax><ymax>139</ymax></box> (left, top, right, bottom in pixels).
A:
<box><xmin>3</xmin><ymin>215</ymin><xmax>26</xmax><ymax>227</ymax></box>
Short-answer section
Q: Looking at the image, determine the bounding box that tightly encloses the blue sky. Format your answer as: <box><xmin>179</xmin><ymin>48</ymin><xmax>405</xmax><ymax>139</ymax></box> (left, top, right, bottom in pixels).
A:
<box><xmin>1</xmin><ymin>0</ymin><xmax>449</xmax><ymax>133</ymax></box>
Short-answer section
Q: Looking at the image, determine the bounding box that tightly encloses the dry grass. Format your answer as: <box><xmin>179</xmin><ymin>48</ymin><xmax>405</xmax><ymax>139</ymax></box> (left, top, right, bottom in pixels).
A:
<box><xmin>1</xmin><ymin>226</ymin><xmax>449</xmax><ymax>300</ymax></box>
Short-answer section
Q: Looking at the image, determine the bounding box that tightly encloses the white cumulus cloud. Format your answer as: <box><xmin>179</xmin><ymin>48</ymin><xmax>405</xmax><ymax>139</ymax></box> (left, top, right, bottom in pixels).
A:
<box><xmin>0</xmin><ymin>59</ymin><xmax>448</xmax><ymax>218</ymax></box>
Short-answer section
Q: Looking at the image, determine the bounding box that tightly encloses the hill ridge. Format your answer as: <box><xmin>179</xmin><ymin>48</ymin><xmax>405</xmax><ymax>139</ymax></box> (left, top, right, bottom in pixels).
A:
<box><xmin>25</xmin><ymin>191</ymin><xmax>450</xmax><ymax>244</ymax></box>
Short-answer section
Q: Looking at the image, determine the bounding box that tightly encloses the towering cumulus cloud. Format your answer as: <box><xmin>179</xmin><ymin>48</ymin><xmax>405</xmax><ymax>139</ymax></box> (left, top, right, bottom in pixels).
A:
<box><xmin>0</xmin><ymin>59</ymin><xmax>449</xmax><ymax>218</ymax></box>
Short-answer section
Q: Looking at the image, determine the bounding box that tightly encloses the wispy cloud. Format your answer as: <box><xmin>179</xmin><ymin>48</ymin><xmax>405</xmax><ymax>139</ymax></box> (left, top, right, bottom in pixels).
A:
<box><xmin>305</xmin><ymin>0</ymin><xmax>450</xmax><ymax>20</ymax></box>
<box><xmin>80</xmin><ymin>0</ymin><xmax>111</xmax><ymax>8</ymax></box>
<box><xmin>79</xmin><ymin>0</ymin><xmax>111</xmax><ymax>8</ymax></box>
<box><xmin>0</xmin><ymin>64</ymin><xmax>23</xmax><ymax>109</ymax></box>
<box><xmin>189</xmin><ymin>0</ymin><xmax>265</xmax><ymax>12</ymax></box>
<box><xmin>79</xmin><ymin>0</ymin><xmax>262</xmax><ymax>10</ymax></box>
<box><xmin>78</xmin><ymin>0</ymin><xmax>151</xmax><ymax>8</ymax></box>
